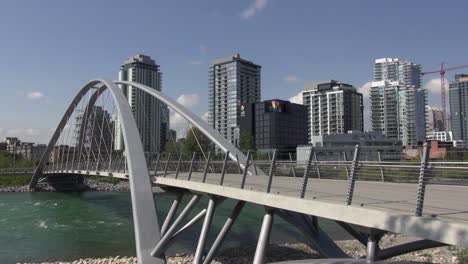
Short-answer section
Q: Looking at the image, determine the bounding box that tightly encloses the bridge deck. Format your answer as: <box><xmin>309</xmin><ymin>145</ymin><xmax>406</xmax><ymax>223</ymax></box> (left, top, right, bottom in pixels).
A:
<box><xmin>155</xmin><ymin>172</ymin><xmax>468</xmax><ymax>247</ymax></box>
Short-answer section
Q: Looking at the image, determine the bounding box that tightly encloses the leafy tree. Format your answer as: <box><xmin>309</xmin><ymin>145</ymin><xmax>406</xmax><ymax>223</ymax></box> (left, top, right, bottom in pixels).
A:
<box><xmin>239</xmin><ymin>132</ymin><xmax>255</xmax><ymax>153</ymax></box>
<box><xmin>182</xmin><ymin>128</ymin><xmax>213</xmax><ymax>156</ymax></box>
<box><xmin>164</xmin><ymin>141</ymin><xmax>180</xmax><ymax>155</ymax></box>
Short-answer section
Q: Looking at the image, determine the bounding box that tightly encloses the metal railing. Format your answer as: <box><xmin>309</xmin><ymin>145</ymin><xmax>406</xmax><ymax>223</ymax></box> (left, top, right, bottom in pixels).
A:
<box><xmin>151</xmin><ymin>143</ymin><xmax>468</xmax><ymax>217</ymax></box>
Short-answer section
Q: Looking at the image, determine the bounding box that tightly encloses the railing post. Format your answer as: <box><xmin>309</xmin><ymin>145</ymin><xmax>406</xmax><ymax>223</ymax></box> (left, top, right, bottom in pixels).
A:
<box><xmin>187</xmin><ymin>152</ymin><xmax>196</xmax><ymax>181</ymax></box>
<box><xmin>219</xmin><ymin>151</ymin><xmax>230</xmax><ymax>186</ymax></box>
<box><xmin>378</xmin><ymin>151</ymin><xmax>385</xmax><ymax>182</ymax></box>
<box><xmin>300</xmin><ymin>148</ymin><xmax>314</xmax><ymax>198</ymax></box>
<box><xmin>314</xmin><ymin>151</ymin><xmax>321</xmax><ymax>179</ymax></box>
<box><xmin>251</xmin><ymin>152</ymin><xmax>258</xmax><ymax>176</ymax></box>
<box><xmin>289</xmin><ymin>152</ymin><xmax>297</xmax><ymax>178</ymax></box>
<box><xmin>202</xmin><ymin>152</ymin><xmax>212</xmax><ymax>183</ymax></box>
<box><xmin>174</xmin><ymin>152</ymin><xmax>183</xmax><ymax>179</ymax></box>
<box><xmin>163</xmin><ymin>153</ymin><xmax>171</xmax><ymax>178</ymax></box>
<box><xmin>266</xmin><ymin>149</ymin><xmax>277</xmax><ymax>193</ymax></box>
<box><xmin>416</xmin><ymin>142</ymin><xmax>431</xmax><ymax>217</ymax></box>
<box><xmin>345</xmin><ymin>144</ymin><xmax>360</xmax><ymax>205</ymax></box>
<box><xmin>343</xmin><ymin>151</ymin><xmax>349</xmax><ymax>179</ymax></box>
<box><xmin>236</xmin><ymin>154</ymin><xmax>242</xmax><ymax>174</ymax></box>
<box><xmin>153</xmin><ymin>153</ymin><xmax>161</xmax><ymax>176</ymax></box>
<box><xmin>240</xmin><ymin>150</ymin><xmax>251</xmax><ymax>189</ymax></box>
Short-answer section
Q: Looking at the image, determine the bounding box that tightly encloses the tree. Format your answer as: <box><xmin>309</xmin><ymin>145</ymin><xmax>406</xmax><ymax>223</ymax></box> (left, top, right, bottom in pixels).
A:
<box><xmin>182</xmin><ymin>127</ymin><xmax>213</xmax><ymax>157</ymax></box>
<box><xmin>164</xmin><ymin>141</ymin><xmax>180</xmax><ymax>155</ymax></box>
<box><xmin>239</xmin><ymin>132</ymin><xmax>255</xmax><ymax>153</ymax></box>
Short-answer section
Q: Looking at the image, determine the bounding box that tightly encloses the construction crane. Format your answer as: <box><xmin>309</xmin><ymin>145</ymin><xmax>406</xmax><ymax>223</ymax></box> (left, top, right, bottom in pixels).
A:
<box><xmin>421</xmin><ymin>63</ymin><xmax>468</xmax><ymax>129</ymax></box>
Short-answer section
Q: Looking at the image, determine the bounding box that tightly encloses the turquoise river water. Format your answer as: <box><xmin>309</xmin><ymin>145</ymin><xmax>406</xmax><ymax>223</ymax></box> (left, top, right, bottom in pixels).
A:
<box><xmin>0</xmin><ymin>191</ymin><xmax>348</xmax><ymax>263</ymax></box>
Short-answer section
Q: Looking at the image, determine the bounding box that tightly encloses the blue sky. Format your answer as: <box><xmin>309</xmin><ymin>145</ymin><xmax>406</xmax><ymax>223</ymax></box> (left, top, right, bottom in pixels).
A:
<box><xmin>1</xmin><ymin>0</ymin><xmax>467</xmax><ymax>143</ymax></box>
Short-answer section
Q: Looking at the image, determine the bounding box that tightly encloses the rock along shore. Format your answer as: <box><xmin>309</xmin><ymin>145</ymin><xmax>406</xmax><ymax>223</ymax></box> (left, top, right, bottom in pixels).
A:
<box><xmin>0</xmin><ymin>179</ymin><xmax>130</xmax><ymax>193</ymax></box>
<box><xmin>22</xmin><ymin>235</ymin><xmax>467</xmax><ymax>264</ymax></box>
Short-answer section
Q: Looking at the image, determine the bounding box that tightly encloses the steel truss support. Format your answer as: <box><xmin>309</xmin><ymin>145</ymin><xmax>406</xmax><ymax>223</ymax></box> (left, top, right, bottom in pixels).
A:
<box><xmin>379</xmin><ymin>239</ymin><xmax>446</xmax><ymax>260</ymax></box>
<box><xmin>366</xmin><ymin>230</ymin><xmax>385</xmax><ymax>262</ymax></box>
<box><xmin>194</xmin><ymin>197</ymin><xmax>216</xmax><ymax>264</ymax></box>
<box><xmin>335</xmin><ymin>221</ymin><xmax>368</xmax><ymax>246</ymax></box>
<box><xmin>160</xmin><ymin>193</ymin><xmax>183</xmax><ymax>236</ymax></box>
<box><xmin>151</xmin><ymin>194</ymin><xmax>201</xmax><ymax>257</ymax></box>
<box><xmin>203</xmin><ymin>201</ymin><xmax>245</xmax><ymax>264</ymax></box>
<box><xmin>172</xmin><ymin>209</ymin><xmax>207</xmax><ymax>238</ymax></box>
<box><xmin>278</xmin><ymin>210</ymin><xmax>348</xmax><ymax>258</ymax></box>
<box><xmin>337</xmin><ymin>221</ymin><xmax>387</xmax><ymax>261</ymax></box>
<box><xmin>253</xmin><ymin>208</ymin><xmax>274</xmax><ymax>264</ymax></box>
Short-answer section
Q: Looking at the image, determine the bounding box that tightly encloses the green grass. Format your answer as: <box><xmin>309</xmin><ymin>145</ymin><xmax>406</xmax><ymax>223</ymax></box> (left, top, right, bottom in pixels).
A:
<box><xmin>0</xmin><ymin>151</ymin><xmax>34</xmax><ymax>169</ymax></box>
<box><xmin>85</xmin><ymin>175</ymin><xmax>122</xmax><ymax>184</ymax></box>
<box><xmin>0</xmin><ymin>175</ymin><xmax>32</xmax><ymax>186</ymax></box>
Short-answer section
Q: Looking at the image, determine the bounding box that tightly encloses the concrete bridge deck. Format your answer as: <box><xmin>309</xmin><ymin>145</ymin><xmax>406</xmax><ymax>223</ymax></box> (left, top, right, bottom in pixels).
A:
<box><xmin>155</xmin><ymin>172</ymin><xmax>468</xmax><ymax>247</ymax></box>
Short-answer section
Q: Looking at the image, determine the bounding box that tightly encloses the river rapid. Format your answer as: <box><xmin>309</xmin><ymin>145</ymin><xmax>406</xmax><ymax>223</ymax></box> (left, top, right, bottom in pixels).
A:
<box><xmin>0</xmin><ymin>191</ymin><xmax>349</xmax><ymax>263</ymax></box>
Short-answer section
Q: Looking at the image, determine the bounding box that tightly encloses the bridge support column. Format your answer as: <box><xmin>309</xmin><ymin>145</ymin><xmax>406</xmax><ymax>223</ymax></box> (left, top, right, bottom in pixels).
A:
<box><xmin>151</xmin><ymin>194</ymin><xmax>200</xmax><ymax>257</ymax></box>
<box><xmin>203</xmin><ymin>201</ymin><xmax>245</xmax><ymax>264</ymax></box>
<box><xmin>253</xmin><ymin>209</ymin><xmax>274</xmax><ymax>264</ymax></box>
<box><xmin>160</xmin><ymin>193</ymin><xmax>183</xmax><ymax>236</ymax></box>
<box><xmin>279</xmin><ymin>211</ymin><xmax>348</xmax><ymax>258</ymax></box>
<box><xmin>366</xmin><ymin>230</ymin><xmax>384</xmax><ymax>262</ymax></box>
<box><xmin>194</xmin><ymin>197</ymin><xmax>216</xmax><ymax>264</ymax></box>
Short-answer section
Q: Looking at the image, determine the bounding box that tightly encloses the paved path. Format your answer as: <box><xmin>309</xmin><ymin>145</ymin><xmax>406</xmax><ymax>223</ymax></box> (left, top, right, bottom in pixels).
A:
<box><xmin>158</xmin><ymin>172</ymin><xmax>468</xmax><ymax>223</ymax></box>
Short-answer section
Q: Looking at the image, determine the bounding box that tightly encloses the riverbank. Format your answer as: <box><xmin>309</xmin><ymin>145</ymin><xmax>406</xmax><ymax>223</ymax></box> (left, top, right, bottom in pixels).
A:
<box><xmin>0</xmin><ymin>178</ymin><xmax>130</xmax><ymax>192</ymax></box>
<box><xmin>23</xmin><ymin>235</ymin><xmax>468</xmax><ymax>264</ymax></box>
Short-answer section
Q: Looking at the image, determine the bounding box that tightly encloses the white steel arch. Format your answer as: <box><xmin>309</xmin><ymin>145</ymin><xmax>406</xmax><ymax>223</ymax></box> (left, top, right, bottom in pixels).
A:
<box><xmin>29</xmin><ymin>80</ymin><xmax>165</xmax><ymax>264</ymax></box>
<box><xmin>114</xmin><ymin>80</ymin><xmax>260</xmax><ymax>174</ymax></box>
<box><xmin>29</xmin><ymin>79</ymin><xmax>263</xmax><ymax>264</ymax></box>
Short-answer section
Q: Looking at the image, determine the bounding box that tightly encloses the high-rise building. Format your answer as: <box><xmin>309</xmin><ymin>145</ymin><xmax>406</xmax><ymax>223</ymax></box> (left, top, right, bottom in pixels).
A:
<box><xmin>116</xmin><ymin>54</ymin><xmax>165</xmax><ymax>154</ymax></box>
<box><xmin>239</xmin><ymin>99</ymin><xmax>308</xmax><ymax>154</ymax></box>
<box><xmin>450</xmin><ymin>74</ymin><xmax>468</xmax><ymax>141</ymax></box>
<box><xmin>74</xmin><ymin>106</ymin><xmax>114</xmax><ymax>157</ymax></box>
<box><xmin>373</xmin><ymin>58</ymin><xmax>421</xmax><ymax>86</ymax></box>
<box><xmin>302</xmin><ymin>80</ymin><xmax>363</xmax><ymax>143</ymax></box>
<box><xmin>208</xmin><ymin>54</ymin><xmax>261</xmax><ymax>147</ymax></box>
<box><xmin>427</xmin><ymin>106</ymin><xmax>445</xmax><ymax>133</ymax></box>
<box><xmin>370</xmin><ymin>58</ymin><xmax>427</xmax><ymax>146</ymax></box>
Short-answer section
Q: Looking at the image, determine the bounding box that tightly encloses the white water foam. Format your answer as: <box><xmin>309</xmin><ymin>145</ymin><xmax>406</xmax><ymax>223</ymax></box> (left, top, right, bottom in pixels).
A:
<box><xmin>38</xmin><ymin>221</ymin><xmax>48</xmax><ymax>229</ymax></box>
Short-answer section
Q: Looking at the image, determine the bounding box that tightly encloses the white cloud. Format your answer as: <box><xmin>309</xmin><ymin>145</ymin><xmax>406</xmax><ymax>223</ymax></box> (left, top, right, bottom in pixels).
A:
<box><xmin>283</xmin><ymin>75</ymin><xmax>301</xmax><ymax>83</ymax></box>
<box><xmin>26</xmin><ymin>91</ymin><xmax>45</xmax><ymax>100</ymax></box>
<box><xmin>202</xmin><ymin>112</ymin><xmax>209</xmax><ymax>122</ymax></box>
<box><xmin>288</xmin><ymin>92</ymin><xmax>303</xmax><ymax>104</ymax></box>
<box><xmin>356</xmin><ymin>81</ymin><xmax>373</xmax><ymax>131</ymax></box>
<box><xmin>358</xmin><ymin>81</ymin><xmax>372</xmax><ymax>99</ymax></box>
<box><xmin>241</xmin><ymin>0</ymin><xmax>269</xmax><ymax>20</ymax></box>
<box><xmin>188</xmin><ymin>60</ymin><xmax>202</xmax><ymax>65</ymax></box>
<box><xmin>0</xmin><ymin>128</ymin><xmax>53</xmax><ymax>144</ymax></box>
<box><xmin>176</xmin><ymin>94</ymin><xmax>200</xmax><ymax>108</ymax></box>
<box><xmin>169</xmin><ymin>94</ymin><xmax>202</xmax><ymax>139</ymax></box>
<box><xmin>423</xmin><ymin>77</ymin><xmax>449</xmax><ymax>107</ymax></box>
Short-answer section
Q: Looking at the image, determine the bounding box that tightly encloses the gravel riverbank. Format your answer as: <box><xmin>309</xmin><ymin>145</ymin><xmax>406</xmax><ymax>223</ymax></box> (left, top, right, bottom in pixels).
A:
<box><xmin>23</xmin><ymin>235</ymin><xmax>468</xmax><ymax>264</ymax></box>
<box><xmin>0</xmin><ymin>179</ymin><xmax>130</xmax><ymax>192</ymax></box>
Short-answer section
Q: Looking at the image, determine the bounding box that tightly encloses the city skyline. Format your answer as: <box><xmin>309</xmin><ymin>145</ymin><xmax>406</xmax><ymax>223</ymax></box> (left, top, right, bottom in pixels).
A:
<box><xmin>1</xmin><ymin>0</ymin><xmax>467</xmax><ymax>143</ymax></box>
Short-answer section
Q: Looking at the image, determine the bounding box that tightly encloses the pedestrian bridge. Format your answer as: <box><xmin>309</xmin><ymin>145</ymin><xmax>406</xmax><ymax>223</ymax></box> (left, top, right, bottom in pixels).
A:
<box><xmin>29</xmin><ymin>80</ymin><xmax>468</xmax><ymax>264</ymax></box>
